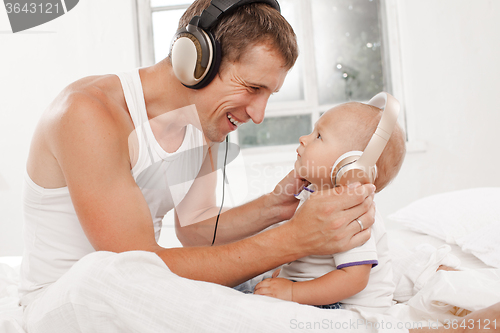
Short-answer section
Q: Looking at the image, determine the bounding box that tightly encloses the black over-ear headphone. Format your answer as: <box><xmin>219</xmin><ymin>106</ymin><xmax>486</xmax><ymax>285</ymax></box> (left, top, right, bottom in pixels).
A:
<box><xmin>170</xmin><ymin>0</ymin><xmax>281</xmax><ymax>89</ymax></box>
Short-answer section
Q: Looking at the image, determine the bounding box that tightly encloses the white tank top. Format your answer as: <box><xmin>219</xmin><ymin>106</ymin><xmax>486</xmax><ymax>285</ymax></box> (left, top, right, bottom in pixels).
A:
<box><xmin>19</xmin><ymin>70</ymin><xmax>205</xmax><ymax>306</ymax></box>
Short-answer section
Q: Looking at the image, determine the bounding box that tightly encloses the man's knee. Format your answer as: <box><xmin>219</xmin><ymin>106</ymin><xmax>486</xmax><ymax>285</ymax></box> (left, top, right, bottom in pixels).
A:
<box><xmin>24</xmin><ymin>251</ymin><xmax>169</xmax><ymax>332</ymax></box>
<box><xmin>56</xmin><ymin>251</ymin><xmax>169</xmax><ymax>300</ymax></box>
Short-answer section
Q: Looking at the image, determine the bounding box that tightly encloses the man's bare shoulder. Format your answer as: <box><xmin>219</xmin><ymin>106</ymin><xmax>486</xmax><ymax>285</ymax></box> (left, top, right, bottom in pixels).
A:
<box><xmin>27</xmin><ymin>74</ymin><xmax>133</xmax><ymax>188</ymax></box>
<box><xmin>60</xmin><ymin>74</ymin><xmax>127</xmax><ymax>116</ymax></box>
<box><xmin>43</xmin><ymin>74</ymin><xmax>133</xmax><ymax>137</ymax></box>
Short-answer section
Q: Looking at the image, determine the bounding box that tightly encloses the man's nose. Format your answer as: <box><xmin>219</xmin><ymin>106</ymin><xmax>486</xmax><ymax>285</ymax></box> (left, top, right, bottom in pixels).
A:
<box><xmin>246</xmin><ymin>95</ymin><xmax>269</xmax><ymax>125</ymax></box>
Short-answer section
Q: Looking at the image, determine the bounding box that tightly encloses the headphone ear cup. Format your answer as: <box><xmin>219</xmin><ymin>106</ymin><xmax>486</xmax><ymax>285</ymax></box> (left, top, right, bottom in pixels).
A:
<box><xmin>331</xmin><ymin>150</ymin><xmax>379</xmax><ymax>186</ymax></box>
<box><xmin>188</xmin><ymin>37</ymin><xmax>221</xmax><ymax>90</ymax></box>
<box><xmin>331</xmin><ymin>151</ymin><xmax>361</xmax><ymax>186</ymax></box>
<box><xmin>335</xmin><ymin>163</ymin><xmax>377</xmax><ymax>187</ymax></box>
<box><xmin>171</xmin><ymin>28</ymin><xmax>215</xmax><ymax>88</ymax></box>
<box><xmin>171</xmin><ymin>34</ymin><xmax>202</xmax><ymax>86</ymax></box>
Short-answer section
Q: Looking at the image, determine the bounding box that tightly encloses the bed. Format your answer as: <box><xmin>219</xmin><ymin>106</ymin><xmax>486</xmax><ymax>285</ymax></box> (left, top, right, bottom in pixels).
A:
<box><xmin>0</xmin><ymin>256</ymin><xmax>23</xmax><ymax>333</ymax></box>
<box><xmin>1</xmin><ymin>187</ymin><xmax>499</xmax><ymax>332</ymax></box>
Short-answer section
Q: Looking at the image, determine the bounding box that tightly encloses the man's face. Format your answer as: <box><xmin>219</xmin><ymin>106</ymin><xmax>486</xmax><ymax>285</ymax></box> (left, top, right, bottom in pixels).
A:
<box><xmin>295</xmin><ymin>108</ymin><xmax>350</xmax><ymax>189</ymax></box>
<box><xmin>194</xmin><ymin>43</ymin><xmax>288</xmax><ymax>143</ymax></box>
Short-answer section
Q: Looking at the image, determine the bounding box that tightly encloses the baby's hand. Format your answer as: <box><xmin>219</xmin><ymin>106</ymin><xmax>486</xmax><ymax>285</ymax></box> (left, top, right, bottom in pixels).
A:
<box><xmin>254</xmin><ymin>277</ymin><xmax>293</xmax><ymax>302</ymax></box>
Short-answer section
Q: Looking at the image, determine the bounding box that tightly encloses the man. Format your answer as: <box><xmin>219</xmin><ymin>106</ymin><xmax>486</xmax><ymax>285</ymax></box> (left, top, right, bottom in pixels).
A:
<box><xmin>22</xmin><ymin>0</ymin><xmax>373</xmax><ymax>310</ymax></box>
<box><xmin>20</xmin><ymin>0</ymin><xmax>499</xmax><ymax>332</ymax></box>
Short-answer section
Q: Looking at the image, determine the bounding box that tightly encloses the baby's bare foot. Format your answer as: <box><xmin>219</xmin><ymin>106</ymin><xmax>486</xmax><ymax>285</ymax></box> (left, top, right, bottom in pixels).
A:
<box><xmin>459</xmin><ymin>302</ymin><xmax>500</xmax><ymax>333</ymax></box>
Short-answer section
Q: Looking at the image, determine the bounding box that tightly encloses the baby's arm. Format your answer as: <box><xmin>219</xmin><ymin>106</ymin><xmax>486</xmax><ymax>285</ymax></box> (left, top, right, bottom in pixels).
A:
<box><xmin>254</xmin><ymin>264</ymin><xmax>371</xmax><ymax>305</ymax></box>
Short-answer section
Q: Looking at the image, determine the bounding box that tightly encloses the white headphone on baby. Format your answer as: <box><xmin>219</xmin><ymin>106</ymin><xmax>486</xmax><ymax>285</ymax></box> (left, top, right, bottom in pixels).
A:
<box><xmin>330</xmin><ymin>92</ymin><xmax>400</xmax><ymax>187</ymax></box>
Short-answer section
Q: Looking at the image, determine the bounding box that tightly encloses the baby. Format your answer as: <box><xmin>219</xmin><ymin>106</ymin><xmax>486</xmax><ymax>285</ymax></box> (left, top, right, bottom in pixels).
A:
<box><xmin>254</xmin><ymin>100</ymin><xmax>406</xmax><ymax>312</ymax></box>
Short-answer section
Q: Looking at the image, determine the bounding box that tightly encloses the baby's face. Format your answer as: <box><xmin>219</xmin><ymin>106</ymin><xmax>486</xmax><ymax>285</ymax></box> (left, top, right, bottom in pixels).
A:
<box><xmin>294</xmin><ymin>108</ymin><xmax>349</xmax><ymax>189</ymax></box>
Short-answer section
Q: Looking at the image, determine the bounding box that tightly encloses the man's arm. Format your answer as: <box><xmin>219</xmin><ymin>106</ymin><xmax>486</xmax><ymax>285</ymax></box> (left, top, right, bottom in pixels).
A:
<box><xmin>52</xmin><ymin>96</ymin><xmax>376</xmax><ymax>287</ymax></box>
<box><xmin>52</xmin><ymin>96</ymin><xmax>160</xmax><ymax>252</ymax></box>
<box><xmin>174</xmin><ymin>148</ymin><xmax>308</xmax><ymax>247</ymax></box>
<box><xmin>175</xmin><ymin>193</ymin><xmax>291</xmax><ymax>247</ymax></box>
<box><xmin>173</xmin><ymin>148</ymin><xmax>294</xmax><ymax>247</ymax></box>
<box><xmin>165</xmin><ymin>185</ymin><xmax>375</xmax><ymax>286</ymax></box>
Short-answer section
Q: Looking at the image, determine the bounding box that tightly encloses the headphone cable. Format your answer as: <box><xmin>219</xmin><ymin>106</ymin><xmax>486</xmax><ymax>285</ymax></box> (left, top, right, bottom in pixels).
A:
<box><xmin>211</xmin><ymin>136</ymin><xmax>229</xmax><ymax>246</ymax></box>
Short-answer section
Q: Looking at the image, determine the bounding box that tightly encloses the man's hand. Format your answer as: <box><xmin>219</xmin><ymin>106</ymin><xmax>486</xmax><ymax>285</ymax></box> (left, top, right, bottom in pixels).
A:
<box><xmin>254</xmin><ymin>277</ymin><xmax>294</xmax><ymax>302</ymax></box>
<box><xmin>267</xmin><ymin>170</ymin><xmax>310</xmax><ymax>221</ymax></box>
<box><xmin>286</xmin><ymin>182</ymin><xmax>376</xmax><ymax>257</ymax></box>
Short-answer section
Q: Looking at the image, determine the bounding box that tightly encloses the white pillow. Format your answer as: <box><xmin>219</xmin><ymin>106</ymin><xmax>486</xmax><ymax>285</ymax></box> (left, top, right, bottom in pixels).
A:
<box><xmin>388</xmin><ymin>188</ymin><xmax>500</xmax><ymax>268</ymax></box>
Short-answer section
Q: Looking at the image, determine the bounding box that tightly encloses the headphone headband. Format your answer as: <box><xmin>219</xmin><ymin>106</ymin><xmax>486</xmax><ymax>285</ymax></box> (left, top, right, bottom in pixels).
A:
<box><xmin>200</xmin><ymin>0</ymin><xmax>280</xmax><ymax>30</ymax></box>
<box><xmin>356</xmin><ymin>92</ymin><xmax>400</xmax><ymax>168</ymax></box>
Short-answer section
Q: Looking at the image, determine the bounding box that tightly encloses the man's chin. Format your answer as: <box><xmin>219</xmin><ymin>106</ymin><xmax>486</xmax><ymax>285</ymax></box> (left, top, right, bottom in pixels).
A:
<box><xmin>203</xmin><ymin>129</ymin><xmax>227</xmax><ymax>144</ymax></box>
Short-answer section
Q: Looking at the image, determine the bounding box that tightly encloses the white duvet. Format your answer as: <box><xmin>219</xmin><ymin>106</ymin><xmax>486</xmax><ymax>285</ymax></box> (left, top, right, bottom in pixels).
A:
<box><xmin>4</xmin><ymin>184</ymin><xmax>500</xmax><ymax>333</ymax></box>
<box><xmin>0</xmin><ymin>262</ymin><xmax>24</xmax><ymax>333</ymax></box>
<box><xmin>0</xmin><ymin>241</ymin><xmax>498</xmax><ymax>333</ymax></box>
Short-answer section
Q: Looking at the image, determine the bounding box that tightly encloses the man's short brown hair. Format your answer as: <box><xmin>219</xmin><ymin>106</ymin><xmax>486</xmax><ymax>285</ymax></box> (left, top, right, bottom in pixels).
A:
<box><xmin>176</xmin><ymin>0</ymin><xmax>298</xmax><ymax>70</ymax></box>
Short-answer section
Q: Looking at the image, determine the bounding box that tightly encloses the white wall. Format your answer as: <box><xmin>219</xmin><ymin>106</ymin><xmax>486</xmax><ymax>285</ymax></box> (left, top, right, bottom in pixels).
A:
<box><xmin>376</xmin><ymin>0</ymin><xmax>500</xmax><ymax>219</ymax></box>
<box><xmin>0</xmin><ymin>0</ymin><xmax>139</xmax><ymax>255</ymax></box>
<box><xmin>1</xmin><ymin>0</ymin><xmax>500</xmax><ymax>255</ymax></box>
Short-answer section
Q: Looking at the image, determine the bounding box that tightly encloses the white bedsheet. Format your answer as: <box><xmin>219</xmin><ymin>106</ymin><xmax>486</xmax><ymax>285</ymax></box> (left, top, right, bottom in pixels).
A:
<box><xmin>0</xmin><ymin>226</ymin><xmax>496</xmax><ymax>332</ymax></box>
<box><xmin>0</xmin><ymin>262</ymin><xmax>24</xmax><ymax>333</ymax></box>
<box><xmin>21</xmin><ymin>251</ymin><xmax>407</xmax><ymax>333</ymax></box>
<box><xmin>409</xmin><ymin>269</ymin><xmax>500</xmax><ymax>322</ymax></box>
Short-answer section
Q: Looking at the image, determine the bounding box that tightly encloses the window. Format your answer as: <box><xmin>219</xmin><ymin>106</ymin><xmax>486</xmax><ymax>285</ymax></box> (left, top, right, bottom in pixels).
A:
<box><xmin>135</xmin><ymin>0</ymin><xmax>404</xmax><ymax>150</ymax></box>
